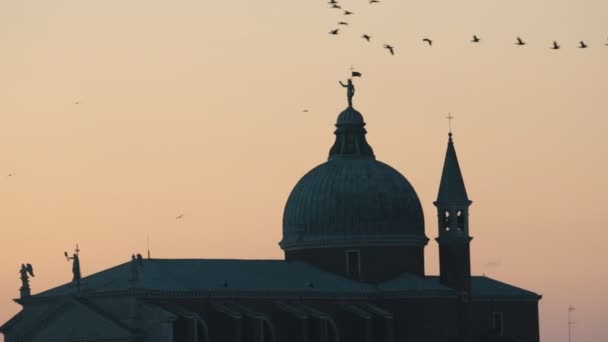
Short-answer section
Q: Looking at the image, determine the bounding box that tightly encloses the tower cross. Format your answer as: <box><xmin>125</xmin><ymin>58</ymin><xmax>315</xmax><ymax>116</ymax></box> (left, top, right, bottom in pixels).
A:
<box><xmin>445</xmin><ymin>113</ymin><xmax>454</xmax><ymax>133</ymax></box>
<box><xmin>349</xmin><ymin>65</ymin><xmax>356</xmax><ymax>73</ymax></box>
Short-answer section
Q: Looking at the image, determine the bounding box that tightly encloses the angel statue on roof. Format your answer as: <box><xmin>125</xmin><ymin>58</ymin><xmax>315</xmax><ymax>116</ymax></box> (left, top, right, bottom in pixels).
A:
<box><xmin>19</xmin><ymin>263</ymin><xmax>34</xmax><ymax>298</ymax></box>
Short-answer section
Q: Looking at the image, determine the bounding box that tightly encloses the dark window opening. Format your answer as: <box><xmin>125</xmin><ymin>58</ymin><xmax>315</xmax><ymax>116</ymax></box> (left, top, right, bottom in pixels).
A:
<box><xmin>346</xmin><ymin>250</ymin><xmax>361</xmax><ymax>279</ymax></box>
<box><xmin>457</xmin><ymin>210</ymin><xmax>465</xmax><ymax>231</ymax></box>
<box><xmin>492</xmin><ymin>312</ymin><xmax>504</xmax><ymax>336</ymax></box>
<box><xmin>443</xmin><ymin>210</ymin><xmax>451</xmax><ymax>231</ymax></box>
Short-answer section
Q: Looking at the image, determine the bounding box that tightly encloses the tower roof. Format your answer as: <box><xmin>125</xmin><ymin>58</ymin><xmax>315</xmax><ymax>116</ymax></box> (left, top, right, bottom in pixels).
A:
<box><xmin>436</xmin><ymin>133</ymin><xmax>470</xmax><ymax>204</ymax></box>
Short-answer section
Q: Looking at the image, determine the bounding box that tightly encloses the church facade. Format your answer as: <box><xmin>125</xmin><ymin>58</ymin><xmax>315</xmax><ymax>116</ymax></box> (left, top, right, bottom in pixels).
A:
<box><xmin>1</xmin><ymin>98</ymin><xmax>541</xmax><ymax>342</ymax></box>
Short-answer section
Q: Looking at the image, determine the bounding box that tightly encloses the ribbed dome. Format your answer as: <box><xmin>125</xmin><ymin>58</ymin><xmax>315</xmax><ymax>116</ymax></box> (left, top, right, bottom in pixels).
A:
<box><xmin>280</xmin><ymin>107</ymin><xmax>426</xmax><ymax>251</ymax></box>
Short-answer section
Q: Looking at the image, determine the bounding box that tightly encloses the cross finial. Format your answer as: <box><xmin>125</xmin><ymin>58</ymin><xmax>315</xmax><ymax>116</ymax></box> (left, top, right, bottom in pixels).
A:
<box><xmin>75</xmin><ymin>244</ymin><xmax>80</xmax><ymax>256</ymax></box>
<box><xmin>445</xmin><ymin>113</ymin><xmax>454</xmax><ymax>134</ymax></box>
<box><xmin>349</xmin><ymin>65</ymin><xmax>355</xmax><ymax>73</ymax></box>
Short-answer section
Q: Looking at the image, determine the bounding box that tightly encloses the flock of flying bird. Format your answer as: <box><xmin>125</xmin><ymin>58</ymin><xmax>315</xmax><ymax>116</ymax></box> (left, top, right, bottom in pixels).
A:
<box><xmin>326</xmin><ymin>0</ymin><xmax>607</xmax><ymax>55</ymax></box>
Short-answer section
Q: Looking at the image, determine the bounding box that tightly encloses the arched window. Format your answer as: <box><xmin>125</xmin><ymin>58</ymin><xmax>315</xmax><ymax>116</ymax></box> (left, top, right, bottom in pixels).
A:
<box><xmin>444</xmin><ymin>210</ymin><xmax>451</xmax><ymax>231</ymax></box>
<box><xmin>457</xmin><ymin>210</ymin><xmax>465</xmax><ymax>231</ymax></box>
<box><xmin>261</xmin><ymin>318</ymin><xmax>277</xmax><ymax>342</ymax></box>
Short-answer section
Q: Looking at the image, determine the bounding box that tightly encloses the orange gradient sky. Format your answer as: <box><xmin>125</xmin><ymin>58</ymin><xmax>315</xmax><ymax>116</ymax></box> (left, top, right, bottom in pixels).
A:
<box><xmin>1</xmin><ymin>1</ymin><xmax>607</xmax><ymax>341</ymax></box>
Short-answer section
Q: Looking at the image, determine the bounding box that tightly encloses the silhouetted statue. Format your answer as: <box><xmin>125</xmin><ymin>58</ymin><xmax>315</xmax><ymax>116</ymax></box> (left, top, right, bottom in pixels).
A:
<box><xmin>129</xmin><ymin>254</ymin><xmax>139</xmax><ymax>282</ymax></box>
<box><xmin>136</xmin><ymin>253</ymin><xmax>144</xmax><ymax>266</ymax></box>
<box><xmin>19</xmin><ymin>263</ymin><xmax>34</xmax><ymax>298</ymax></box>
<box><xmin>339</xmin><ymin>79</ymin><xmax>355</xmax><ymax>108</ymax></box>
<box><xmin>65</xmin><ymin>252</ymin><xmax>81</xmax><ymax>285</ymax></box>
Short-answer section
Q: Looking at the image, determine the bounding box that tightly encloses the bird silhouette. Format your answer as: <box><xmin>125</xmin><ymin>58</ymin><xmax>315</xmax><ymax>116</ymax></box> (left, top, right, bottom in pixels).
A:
<box><xmin>343</xmin><ymin>10</ymin><xmax>353</xmax><ymax>15</ymax></box>
<box><xmin>329</xmin><ymin>29</ymin><xmax>339</xmax><ymax>35</ymax></box>
<box><xmin>471</xmin><ymin>35</ymin><xmax>481</xmax><ymax>43</ymax></box>
<box><xmin>362</xmin><ymin>34</ymin><xmax>371</xmax><ymax>42</ymax></box>
<box><xmin>331</xmin><ymin>4</ymin><xmax>341</xmax><ymax>9</ymax></box>
<box><xmin>302</xmin><ymin>109</ymin><xmax>309</xmax><ymax>112</ymax></box>
<box><xmin>369</xmin><ymin>0</ymin><xmax>380</xmax><ymax>3</ymax></box>
<box><xmin>328</xmin><ymin>0</ymin><xmax>338</xmax><ymax>3</ymax></box>
<box><xmin>579</xmin><ymin>41</ymin><xmax>588</xmax><ymax>49</ymax></box>
<box><xmin>383</xmin><ymin>44</ymin><xmax>395</xmax><ymax>55</ymax></box>
<box><xmin>551</xmin><ymin>41</ymin><xmax>560</xmax><ymax>50</ymax></box>
<box><xmin>338</xmin><ymin>21</ymin><xmax>348</xmax><ymax>26</ymax></box>
<box><xmin>422</xmin><ymin>38</ymin><xmax>433</xmax><ymax>46</ymax></box>
<box><xmin>516</xmin><ymin>37</ymin><xmax>526</xmax><ymax>46</ymax></box>
<box><xmin>175</xmin><ymin>214</ymin><xmax>184</xmax><ymax>219</ymax></box>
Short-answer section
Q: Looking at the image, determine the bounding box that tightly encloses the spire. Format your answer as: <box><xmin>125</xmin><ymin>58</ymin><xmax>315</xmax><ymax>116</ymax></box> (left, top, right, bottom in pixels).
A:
<box><xmin>328</xmin><ymin>107</ymin><xmax>375</xmax><ymax>160</ymax></box>
<box><xmin>436</xmin><ymin>133</ymin><xmax>470</xmax><ymax>204</ymax></box>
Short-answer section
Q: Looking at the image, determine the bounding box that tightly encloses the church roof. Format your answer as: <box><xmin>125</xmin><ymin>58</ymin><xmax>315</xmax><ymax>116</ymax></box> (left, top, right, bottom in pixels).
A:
<box><xmin>34</xmin><ymin>259</ymin><xmax>378</xmax><ymax>298</ymax></box>
<box><xmin>24</xmin><ymin>259</ymin><xmax>539</xmax><ymax>301</ymax></box>
<box><xmin>0</xmin><ymin>296</ymin><xmax>139</xmax><ymax>339</ymax></box>
<box><xmin>470</xmin><ymin>276</ymin><xmax>542</xmax><ymax>300</ymax></box>
<box><xmin>436</xmin><ymin>133</ymin><xmax>470</xmax><ymax>204</ymax></box>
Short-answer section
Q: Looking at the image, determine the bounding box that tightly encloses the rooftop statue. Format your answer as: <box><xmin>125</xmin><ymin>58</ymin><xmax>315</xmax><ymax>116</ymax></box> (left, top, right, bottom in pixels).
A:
<box><xmin>19</xmin><ymin>263</ymin><xmax>34</xmax><ymax>298</ymax></box>
<box><xmin>339</xmin><ymin>78</ymin><xmax>355</xmax><ymax>108</ymax></box>
<box><xmin>64</xmin><ymin>245</ymin><xmax>81</xmax><ymax>287</ymax></box>
<box><xmin>129</xmin><ymin>253</ymin><xmax>145</xmax><ymax>283</ymax></box>
<box><xmin>129</xmin><ymin>255</ymin><xmax>139</xmax><ymax>282</ymax></box>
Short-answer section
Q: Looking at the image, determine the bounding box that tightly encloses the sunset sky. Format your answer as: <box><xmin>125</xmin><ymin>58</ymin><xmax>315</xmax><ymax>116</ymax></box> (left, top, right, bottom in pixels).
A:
<box><xmin>1</xmin><ymin>1</ymin><xmax>607</xmax><ymax>341</ymax></box>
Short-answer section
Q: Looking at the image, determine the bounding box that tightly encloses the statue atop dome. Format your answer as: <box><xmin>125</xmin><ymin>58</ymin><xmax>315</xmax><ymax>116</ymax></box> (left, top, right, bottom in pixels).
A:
<box><xmin>339</xmin><ymin>78</ymin><xmax>355</xmax><ymax>108</ymax></box>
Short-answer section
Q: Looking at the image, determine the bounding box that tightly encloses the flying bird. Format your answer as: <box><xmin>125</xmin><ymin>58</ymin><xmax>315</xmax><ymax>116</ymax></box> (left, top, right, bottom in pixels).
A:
<box><xmin>578</xmin><ymin>41</ymin><xmax>588</xmax><ymax>49</ymax></box>
<box><xmin>175</xmin><ymin>214</ymin><xmax>184</xmax><ymax>219</ymax></box>
<box><xmin>328</xmin><ymin>0</ymin><xmax>338</xmax><ymax>3</ymax></box>
<box><xmin>471</xmin><ymin>35</ymin><xmax>480</xmax><ymax>43</ymax></box>
<box><xmin>383</xmin><ymin>44</ymin><xmax>395</xmax><ymax>55</ymax></box>
<box><xmin>331</xmin><ymin>4</ymin><xmax>341</xmax><ymax>9</ymax></box>
<box><xmin>74</xmin><ymin>101</ymin><xmax>80</xmax><ymax>105</ymax></box>
<box><xmin>422</xmin><ymin>38</ymin><xmax>433</xmax><ymax>46</ymax></box>
<box><xmin>362</xmin><ymin>34</ymin><xmax>371</xmax><ymax>42</ymax></box>
<box><xmin>551</xmin><ymin>41</ymin><xmax>560</xmax><ymax>50</ymax></box>
<box><xmin>343</xmin><ymin>10</ymin><xmax>353</xmax><ymax>15</ymax></box>
<box><xmin>369</xmin><ymin>0</ymin><xmax>380</xmax><ymax>3</ymax></box>
<box><xmin>329</xmin><ymin>29</ymin><xmax>339</xmax><ymax>35</ymax></box>
<box><xmin>516</xmin><ymin>37</ymin><xmax>526</xmax><ymax>46</ymax></box>
<box><xmin>302</xmin><ymin>109</ymin><xmax>309</xmax><ymax>112</ymax></box>
<box><xmin>338</xmin><ymin>21</ymin><xmax>348</xmax><ymax>26</ymax></box>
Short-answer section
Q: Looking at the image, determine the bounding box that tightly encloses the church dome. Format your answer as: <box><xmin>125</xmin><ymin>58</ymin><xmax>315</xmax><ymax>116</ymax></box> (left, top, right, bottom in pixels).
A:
<box><xmin>280</xmin><ymin>107</ymin><xmax>426</xmax><ymax>251</ymax></box>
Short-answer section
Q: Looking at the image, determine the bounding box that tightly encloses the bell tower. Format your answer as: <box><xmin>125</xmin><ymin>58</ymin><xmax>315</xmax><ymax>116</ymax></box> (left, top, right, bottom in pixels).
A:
<box><xmin>434</xmin><ymin>132</ymin><xmax>473</xmax><ymax>293</ymax></box>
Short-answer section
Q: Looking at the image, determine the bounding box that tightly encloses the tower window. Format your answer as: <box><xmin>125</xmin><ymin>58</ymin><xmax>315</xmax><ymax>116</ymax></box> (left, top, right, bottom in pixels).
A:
<box><xmin>444</xmin><ymin>210</ymin><xmax>451</xmax><ymax>231</ymax></box>
<box><xmin>492</xmin><ymin>312</ymin><xmax>504</xmax><ymax>336</ymax></box>
<box><xmin>346</xmin><ymin>250</ymin><xmax>360</xmax><ymax>279</ymax></box>
<box><xmin>457</xmin><ymin>210</ymin><xmax>465</xmax><ymax>231</ymax></box>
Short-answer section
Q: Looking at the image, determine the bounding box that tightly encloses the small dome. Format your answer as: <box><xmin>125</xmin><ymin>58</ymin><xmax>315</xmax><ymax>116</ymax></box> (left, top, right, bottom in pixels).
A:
<box><xmin>336</xmin><ymin>107</ymin><xmax>364</xmax><ymax>125</ymax></box>
<box><xmin>280</xmin><ymin>106</ymin><xmax>426</xmax><ymax>251</ymax></box>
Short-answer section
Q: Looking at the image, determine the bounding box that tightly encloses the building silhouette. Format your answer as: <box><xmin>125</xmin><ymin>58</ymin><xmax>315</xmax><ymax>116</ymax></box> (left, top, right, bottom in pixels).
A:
<box><xmin>1</xmin><ymin>101</ymin><xmax>541</xmax><ymax>342</ymax></box>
